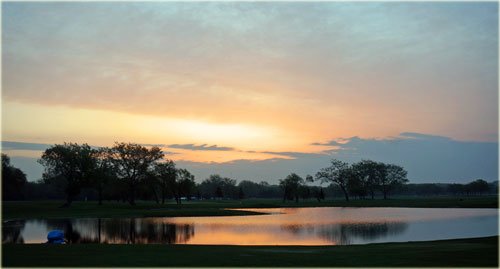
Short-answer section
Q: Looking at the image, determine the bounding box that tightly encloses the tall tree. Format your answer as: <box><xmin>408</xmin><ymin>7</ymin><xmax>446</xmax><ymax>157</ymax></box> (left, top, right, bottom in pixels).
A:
<box><xmin>351</xmin><ymin>160</ymin><xmax>384</xmax><ymax>199</ymax></box>
<box><xmin>346</xmin><ymin>167</ymin><xmax>367</xmax><ymax>200</ymax></box>
<box><xmin>38</xmin><ymin>143</ymin><xmax>97</xmax><ymax>207</ymax></box>
<box><xmin>109</xmin><ymin>142</ymin><xmax>164</xmax><ymax>205</ymax></box>
<box><xmin>238</xmin><ymin>187</ymin><xmax>245</xmax><ymax>200</ymax></box>
<box><xmin>152</xmin><ymin>160</ymin><xmax>177</xmax><ymax>204</ymax></box>
<box><xmin>315</xmin><ymin>159</ymin><xmax>350</xmax><ymax>201</ymax></box>
<box><xmin>215</xmin><ymin>186</ymin><xmax>223</xmax><ymax>199</ymax></box>
<box><xmin>2</xmin><ymin>154</ymin><xmax>28</xmax><ymax>201</ymax></box>
<box><xmin>177</xmin><ymin>168</ymin><xmax>196</xmax><ymax>202</ymax></box>
<box><xmin>381</xmin><ymin>164</ymin><xmax>408</xmax><ymax>199</ymax></box>
<box><xmin>279</xmin><ymin>173</ymin><xmax>304</xmax><ymax>203</ymax></box>
<box><xmin>92</xmin><ymin>147</ymin><xmax>115</xmax><ymax>205</ymax></box>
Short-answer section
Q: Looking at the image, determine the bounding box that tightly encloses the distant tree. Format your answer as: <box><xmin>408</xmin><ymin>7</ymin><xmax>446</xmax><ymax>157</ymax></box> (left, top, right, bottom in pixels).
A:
<box><xmin>2</xmin><ymin>154</ymin><xmax>28</xmax><ymax>201</ymax></box>
<box><xmin>144</xmin><ymin>171</ymin><xmax>160</xmax><ymax>204</ymax></box>
<box><xmin>299</xmin><ymin>185</ymin><xmax>311</xmax><ymax>200</ymax></box>
<box><xmin>448</xmin><ymin>183</ymin><xmax>465</xmax><ymax>196</ymax></box>
<box><xmin>351</xmin><ymin>160</ymin><xmax>384</xmax><ymax>199</ymax></box>
<box><xmin>108</xmin><ymin>142</ymin><xmax>164</xmax><ymax>205</ymax></box>
<box><xmin>215</xmin><ymin>186</ymin><xmax>223</xmax><ymax>199</ymax></box>
<box><xmin>380</xmin><ymin>164</ymin><xmax>408</xmax><ymax>199</ymax></box>
<box><xmin>346</xmin><ymin>167</ymin><xmax>367</xmax><ymax>200</ymax></box>
<box><xmin>238</xmin><ymin>187</ymin><xmax>245</xmax><ymax>200</ymax></box>
<box><xmin>466</xmin><ymin>179</ymin><xmax>489</xmax><ymax>196</ymax></box>
<box><xmin>319</xmin><ymin>188</ymin><xmax>325</xmax><ymax>201</ymax></box>
<box><xmin>279</xmin><ymin>173</ymin><xmax>304</xmax><ymax>203</ymax></box>
<box><xmin>38</xmin><ymin>143</ymin><xmax>97</xmax><ymax>207</ymax></box>
<box><xmin>152</xmin><ymin>160</ymin><xmax>177</xmax><ymax>204</ymax></box>
<box><xmin>488</xmin><ymin>181</ymin><xmax>498</xmax><ymax>195</ymax></box>
<box><xmin>177</xmin><ymin>168</ymin><xmax>196</xmax><ymax>202</ymax></box>
<box><xmin>238</xmin><ymin>180</ymin><xmax>260</xmax><ymax>198</ymax></box>
<box><xmin>315</xmin><ymin>159</ymin><xmax>350</xmax><ymax>201</ymax></box>
<box><xmin>199</xmin><ymin>174</ymin><xmax>237</xmax><ymax>199</ymax></box>
<box><xmin>298</xmin><ymin>175</ymin><xmax>311</xmax><ymax>200</ymax></box>
<box><xmin>92</xmin><ymin>147</ymin><xmax>116</xmax><ymax>205</ymax></box>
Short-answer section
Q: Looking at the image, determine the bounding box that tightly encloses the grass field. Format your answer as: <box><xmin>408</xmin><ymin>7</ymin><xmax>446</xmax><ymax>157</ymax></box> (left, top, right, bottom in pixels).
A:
<box><xmin>2</xmin><ymin>196</ymin><xmax>498</xmax><ymax>220</ymax></box>
<box><xmin>2</xmin><ymin>236</ymin><xmax>498</xmax><ymax>267</ymax></box>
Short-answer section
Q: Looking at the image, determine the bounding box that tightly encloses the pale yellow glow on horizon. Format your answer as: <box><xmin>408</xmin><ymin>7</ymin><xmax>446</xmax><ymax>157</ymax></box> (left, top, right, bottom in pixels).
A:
<box><xmin>138</xmin><ymin>116</ymin><xmax>292</xmax><ymax>151</ymax></box>
<box><xmin>1</xmin><ymin>101</ymin><xmax>314</xmax><ymax>162</ymax></box>
<box><xmin>172</xmin><ymin>148</ymin><xmax>293</xmax><ymax>163</ymax></box>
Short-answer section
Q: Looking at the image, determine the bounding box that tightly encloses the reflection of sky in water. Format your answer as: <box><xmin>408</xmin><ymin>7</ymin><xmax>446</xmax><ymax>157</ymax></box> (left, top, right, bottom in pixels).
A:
<box><xmin>2</xmin><ymin>207</ymin><xmax>498</xmax><ymax>246</ymax></box>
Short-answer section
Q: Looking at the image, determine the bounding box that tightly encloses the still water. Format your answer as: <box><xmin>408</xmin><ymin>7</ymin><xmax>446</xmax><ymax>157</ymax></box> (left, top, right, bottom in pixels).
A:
<box><xmin>3</xmin><ymin>207</ymin><xmax>498</xmax><ymax>245</ymax></box>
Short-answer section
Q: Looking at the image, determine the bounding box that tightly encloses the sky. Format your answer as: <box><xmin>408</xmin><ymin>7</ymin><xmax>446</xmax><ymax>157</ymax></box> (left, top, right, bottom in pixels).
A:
<box><xmin>1</xmin><ymin>2</ymin><xmax>498</xmax><ymax>184</ymax></box>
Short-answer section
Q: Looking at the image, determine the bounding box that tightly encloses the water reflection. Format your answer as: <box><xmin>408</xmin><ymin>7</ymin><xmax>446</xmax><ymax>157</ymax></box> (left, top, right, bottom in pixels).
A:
<box><xmin>3</xmin><ymin>218</ymin><xmax>194</xmax><ymax>244</ymax></box>
<box><xmin>277</xmin><ymin>222</ymin><xmax>408</xmax><ymax>245</ymax></box>
<box><xmin>2</xmin><ymin>207</ymin><xmax>498</xmax><ymax>245</ymax></box>
<box><xmin>2</xmin><ymin>220</ymin><xmax>25</xmax><ymax>244</ymax></box>
<box><xmin>316</xmin><ymin>222</ymin><xmax>409</xmax><ymax>245</ymax></box>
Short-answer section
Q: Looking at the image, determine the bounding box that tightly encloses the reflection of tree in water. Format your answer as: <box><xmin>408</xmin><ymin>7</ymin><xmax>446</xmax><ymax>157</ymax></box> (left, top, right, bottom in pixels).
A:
<box><xmin>2</xmin><ymin>220</ymin><xmax>26</xmax><ymax>243</ymax></box>
<box><xmin>36</xmin><ymin>218</ymin><xmax>194</xmax><ymax>244</ymax></box>
<box><xmin>281</xmin><ymin>224</ymin><xmax>315</xmax><ymax>235</ymax></box>
<box><xmin>316</xmin><ymin>222</ymin><xmax>409</xmax><ymax>245</ymax></box>
<box><xmin>98</xmin><ymin>219</ymin><xmax>194</xmax><ymax>244</ymax></box>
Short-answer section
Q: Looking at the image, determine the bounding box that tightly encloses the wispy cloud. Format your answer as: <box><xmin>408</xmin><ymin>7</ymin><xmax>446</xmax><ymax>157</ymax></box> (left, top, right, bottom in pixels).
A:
<box><xmin>2</xmin><ymin>141</ymin><xmax>52</xmax><ymax>151</ymax></box>
<box><xmin>178</xmin><ymin>132</ymin><xmax>498</xmax><ymax>183</ymax></box>
<box><xmin>399</xmin><ymin>132</ymin><xmax>452</xmax><ymax>141</ymax></box>
<box><xmin>2</xmin><ymin>2</ymin><xmax>498</xmax><ymax>142</ymax></box>
<box><xmin>5</xmin><ymin>132</ymin><xmax>498</xmax><ymax>183</ymax></box>
<box><xmin>167</xmin><ymin>144</ymin><xmax>235</xmax><ymax>151</ymax></box>
<box><xmin>311</xmin><ymin>141</ymin><xmax>343</xmax><ymax>146</ymax></box>
<box><xmin>259</xmin><ymin>151</ymin><xmax>326</xmax><ymax>158</ymax></box>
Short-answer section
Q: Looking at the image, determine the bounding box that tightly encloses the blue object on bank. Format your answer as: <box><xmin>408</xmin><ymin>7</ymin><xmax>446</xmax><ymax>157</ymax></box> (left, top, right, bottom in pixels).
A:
<box><xmin>47</xmin><ymin>230</ymin><xmax>65</xmax><ymax>244</ymax></box>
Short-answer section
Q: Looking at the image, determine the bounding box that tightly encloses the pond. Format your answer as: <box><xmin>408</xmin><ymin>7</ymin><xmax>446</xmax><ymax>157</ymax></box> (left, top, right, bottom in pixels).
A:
<box><xmin>3</xmin><ymin>207</ymin><xmax>498</xmax><ymax>245</ymax></box>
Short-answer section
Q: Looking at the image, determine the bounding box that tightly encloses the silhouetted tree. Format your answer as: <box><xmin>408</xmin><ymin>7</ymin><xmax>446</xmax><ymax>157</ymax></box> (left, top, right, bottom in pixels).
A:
<box><xmin>448</xmin><ymin>183</ymin><xmax>465</xmax><ymax>196</ymax></box>
<box><xmin>315</xmin><ymin>159</ymin><xmax>350</xmax><ymax>201</ymax></box>
<box><xmin>380</xmin><ymin>164</ymin><xmax>408</xmax><ymax>199</ymax></box>
<box><xmin>92</xmin><ymin>147</ymin><xmax>116</xmax><ymax>205</ymax></box>
<box><xmin>152</xmin><ymin>160</ymin><xmax>176</xmax><ymax>204</ymax></box>
<box><xmin>2</xmin><ymin>154</ymin><xmax>28</xmax><ymax>201</ymax></box>
<box><xmin>177</xmin><ymin>168</ymin><xmax>196</xmax><ymax>201</ymax></box>
<box><xmin>346</xmin><ymin>168</ymin><xmax>367</xmax><ymax>200</ymax></box>
<box><xmin>279</xmin><ymin>173</ymin><xmax>304</xmax><ymax>203</ymax></box>
<box><xmin>238</xmin><ymin>187</ymin><xmax>245</xmax><ymax>200</ymax></box>
<box><xmin>466</xmin><ymin>179</ymin><xmax>489</xmax><ymax>196</ymax></box>
<box><xmin>318</xmin><ymin>188</ymin><xmax>325</xmax><ymax>201</ymax></box>
<box><xmin>108</xmin><ymin>142</ymin><xmax>164</xmax><ymax>205</ymax></box>
<box><xmin>237</xmin><ymin>180</ymin><xmax>281</xmax><ymax>198</ymax></box>
<box><xmin>352</xmin><ymin>160</ymin><xmax>384</xmax><ymax>199</ymax></box>
<box><xmin>215</xmin><ymin>186</ymin><xmax>223</xmax><ymax>199</ymax></box>
<box><xmin>199</xmin><ymin>174</ymin><xmax>237</xmax><ymax>199</ymax></box>
<box><xmin>38</xmin><ymin>143</ymin><xmax>97</xmax><ymax>207</ymax></box>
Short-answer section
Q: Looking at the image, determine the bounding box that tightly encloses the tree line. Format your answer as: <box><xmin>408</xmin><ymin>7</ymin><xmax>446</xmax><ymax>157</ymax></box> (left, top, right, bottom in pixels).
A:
<box><xmin>279</xmin><ymin>159</ymin><xmax>408</xmax><ymax>202</ymax></box>
<box><xmin>35</xmin><ymin>142</ymin><xmax>200</xmax><ymax>207</ymax></box>
<box><xmin>2</xmin><ymin>142</ymin><xmax>498</xmax><ymax>205</ymax></box>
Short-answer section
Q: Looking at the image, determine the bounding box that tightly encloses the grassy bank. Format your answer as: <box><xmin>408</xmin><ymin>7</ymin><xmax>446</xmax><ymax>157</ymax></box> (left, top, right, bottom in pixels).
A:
<box><xmin>2</xmin><ymin>236</ymin><xmax>498</xmax><ymax>267</ymax></box>
<box><xmin>2</xmin><ymin>196</ymin><xmax>497</xmax><ymax>220</ymax></box>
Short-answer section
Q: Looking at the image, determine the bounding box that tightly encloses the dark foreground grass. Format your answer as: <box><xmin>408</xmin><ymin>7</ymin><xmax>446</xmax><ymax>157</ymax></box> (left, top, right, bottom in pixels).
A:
<box><xmin>2</xmin><ymin>200</ymin><xmax>265</xmax><ymax>220</ymax></box>
<box><xmin>2</xmin><ymin>236</ymin><xmax>498</xmax><ymax>267</ymax></box>
<box><xmin>3</xmin><ymin>196</ymin><xmax>498</xmax><ymax>220</ymax></box>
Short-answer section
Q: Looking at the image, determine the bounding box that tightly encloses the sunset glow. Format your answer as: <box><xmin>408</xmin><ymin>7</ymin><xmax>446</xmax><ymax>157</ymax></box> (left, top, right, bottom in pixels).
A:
<box><xmin>2</xmin><ymin>2</ymin><xmax>497</xmax><ymax>182</ymax></box>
